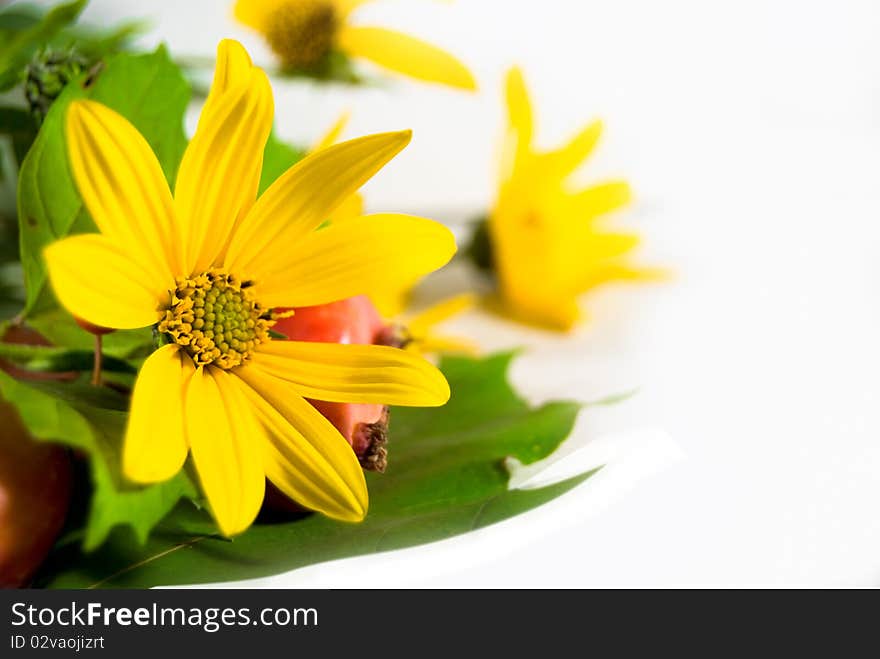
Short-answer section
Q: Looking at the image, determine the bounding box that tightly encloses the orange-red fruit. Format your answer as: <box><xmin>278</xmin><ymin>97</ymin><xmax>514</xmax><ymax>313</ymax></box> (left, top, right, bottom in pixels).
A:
<box><xmin>0</xmin><ymin>326</ymin><xmax>73</xmax><ymax>588</ymax></box>
<box><xmin>272</xmin><ymin>296</ymin><xmax>390</xmax><ymax>468</ymax></box>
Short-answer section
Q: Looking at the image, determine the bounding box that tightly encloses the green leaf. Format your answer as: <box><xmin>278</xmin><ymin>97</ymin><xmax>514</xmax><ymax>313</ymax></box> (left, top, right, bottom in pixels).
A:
<box><xmin>55</xmin><ymin>21</ymin><xmax>145</xmax><ymax>62</ymax></box>
<box><xmin>0</xmin><ymin>0</ymin><xmax>88</xmax><ymax>92</ymax></box>
<box><xmin>0</xmin><ymin>370</ymin><xmax>197</xmax><ymax>552</ymax></box>
<box><xmin>259</xmin><ymin>131</ymin><xmax>306</xmax><ymax>195</ymax></box>
<box><xmin>0</xmin><ymin>4</ymin><xmax>44</xmax><ymax>33</ymax></box>
<box><xmin>27</xmin><ymin>310</ymin><xmax>153</xmax><ymax>359</ymax></box>
<box><xmin>0</xmin><ymin>338</ymin><xmax>137</xmax><ymax>374</ymax></box>
<box><xmin>0</xmin><ymin>341</ymin><xmax>136</xmax><ymax>374</ymax></box>
<box><xmin>35</xmin><ymin>352</ymin><xmax>599</xmax><ymax>588</ymax></box>
<box><xmin>17</xmin><ymin>46</ymin><xmax>189</xmax><ymax>318</ymax></box>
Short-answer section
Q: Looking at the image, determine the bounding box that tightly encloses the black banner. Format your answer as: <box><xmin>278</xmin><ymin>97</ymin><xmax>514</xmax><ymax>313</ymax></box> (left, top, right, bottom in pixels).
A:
<box><xmin>0</xmin><ymin>588</ymin><xmax>873</xmax><ymax>653</ymax></box>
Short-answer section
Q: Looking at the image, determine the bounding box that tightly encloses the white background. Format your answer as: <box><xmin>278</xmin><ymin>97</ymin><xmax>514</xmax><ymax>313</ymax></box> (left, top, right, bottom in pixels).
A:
<box><xmin>37</xmin><ymin>0</ymin><xmax>880</xmax><ymax>586</ymax></box>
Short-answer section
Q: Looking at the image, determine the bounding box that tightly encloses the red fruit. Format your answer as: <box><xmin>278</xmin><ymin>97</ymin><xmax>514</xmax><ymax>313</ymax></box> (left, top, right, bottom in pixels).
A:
<box><xmin>274</xmin><ymin>295</ymin><xmax>385</xmax><ymax>345</ymax></box>
<box><xmin>0</xmin><ymin>326</ymin><xmax>74</xmax><ymax>587</ymax></box>
<box><xmin>271</xmin><ymin>296</ymin><xmax>391</xmax><ymax>471</ymax></box>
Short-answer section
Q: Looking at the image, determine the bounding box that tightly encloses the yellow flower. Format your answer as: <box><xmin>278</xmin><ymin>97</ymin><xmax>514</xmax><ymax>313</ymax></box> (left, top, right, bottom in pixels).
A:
<box><xmin>44</xmin><ymin>40</ymin><xmax>455</xmax><ymax>536</ymax></box>
<box><xmin>488</xmin><ymin>67</ymin><xmax>657</xmax><ymax>331</ymax></box>
<box><xmin>234</xmin><ymin>0</ymin><xmax>476</xmax><ymax>90</ymax></box>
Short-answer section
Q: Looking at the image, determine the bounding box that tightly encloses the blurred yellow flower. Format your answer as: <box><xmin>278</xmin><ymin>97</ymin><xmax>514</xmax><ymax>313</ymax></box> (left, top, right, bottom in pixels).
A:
<box><xmin>234</xmin><ymin>0</ymin><xmax>476</xmax><ymax>89</ymax></box>
<box><xmin>488</xmin><ymin>67</ymin><xmax>657</xmax><ymax>331</ymax></box>
<box><xmin>44</xmin><ymin>40</ymin><xmax>455</xmax><ymax>536</ymax></box>
<box><xmin>385</xmin><ymin>293</ymin><xmax>478</xmax><ymax>356</ymax></box>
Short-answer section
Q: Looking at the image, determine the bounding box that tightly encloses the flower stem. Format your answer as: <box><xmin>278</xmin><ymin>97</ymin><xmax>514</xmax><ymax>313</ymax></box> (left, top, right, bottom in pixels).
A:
<box><xmin>91</xmin><ymin>334</ymin><xmax>103</xmax><ymax>387</ymax></box>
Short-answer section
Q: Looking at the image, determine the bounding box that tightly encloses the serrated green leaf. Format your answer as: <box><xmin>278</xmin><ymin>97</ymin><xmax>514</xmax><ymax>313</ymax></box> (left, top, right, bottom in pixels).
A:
<box><xmin>35</xmin><ymin>352</ymin><xmax>599</xmax><ymax>588</ymax></box>
<box><xmin>0</xmin><ymin>370</ymin><xmax>197</xmax><ymax>552</ymax></box>
<box><xmin>16</xmin><ymin>46</ymin><xmax>189</xmax><ymax>318</ymax></box>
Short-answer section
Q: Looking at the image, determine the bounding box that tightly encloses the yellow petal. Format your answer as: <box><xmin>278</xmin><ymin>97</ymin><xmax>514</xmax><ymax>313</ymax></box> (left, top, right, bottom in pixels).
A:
<box><xmin>566</xmin><ymin>230</ymin><xmax>641</xmax><ymax>293</ymax></box>
<box><xmin>186</xmin><ymin>367</ymin><xmax>266</xmax><ymax>537</ymax></box>
<box><xmin>413</xmin><ymin>334</ymin><xmax>479</xmax><ymax>356</ymax></box>
<box><xmin>505</xmin><ymin>66</ymin><xmax>533</xmax><ymax>153</ymax></box>
<box><xmin>311</xmin><ymin>111</ymin><xmax>350</xmax><ymax>153</ymax></box>
<box><xmin>582</xmin><ymin>231</ymin><xmax>641</xmax><ymax>260</ymax></box>
<box><xmin>578</xmin><ymin>263</ymin><xmax>669</xmax><ymax>291</ymax></box>
<box><xmin>369</xmin><ymin>282</ymin><xmax>414</xmax><ymax>318</ymax></box>
<box><xmin>334</xmin><ymin>0</ymin><xmax>447</xmax><ymax>16</ymax></box>
<box><xmin>175</xmin><ymin>66</ymin><xmax>273</xmax><ymax>274</ymax></box>
<box><xmin>338</xmin><ymin>26</ymin><xmax>476</xmax><ymax>90</ymax></box>
<box><xmin>563</xmin><ymin>181</ymin><xmax>632</xmax><ymax>221</ymax></box>
<box><xmin>326</xmin><ymin>191</ymin><xmax>364</xmax><ymax>226</ymax></box>
<box><xmin>233</xmin><ymin>365</ymin><xmax>368</xmax><ymax>522</ymax></box>
<box><xmin>250</xmin><ymin>339</ymin><xmax>450</xmax><ymax>406</ymax></box>
<box><xmin>224</xmin><ymin>131</ymin><xmax>412</xmax><ymax>278</ymax></box>
<box><xmin>65</xmin><ymin>100</ymin><xmax>180</xmax><ymax>278</ymax></box>
<box><xmin>539</xmin><ymin>119</ymin><xmax>603</xmax><ymax>180</ymax></box>
<box><xmin>232</xmin><ymin>0</ymin><xmax>276</xmax><ymax>31</ymax></box>
<box><xmin>255</xmin><ymin>213</ymin><xmax>456</xmax><ymax>309</ymax></box>
<box><xmin>496</xmin><ymin>290</ymin><xmax>582</xmax><ymax>332</ymax></box>
<box><xmin>333</xmin><ymin>0</ymin><xmax>373</xmax><ymax>18</ymax></box>
<box><xmin>123</xmin><ymin>345</ymin><xmax>193</xmax><ymax>483</ymax></box>
<box><xmin>44</xmin><ymin>234</ymin><xmax>165</xmax><ymax>330</ymax></box>
<box><xmin>202</xmin><ymin>39</ymin><xmax>255</xmax><ymax>121</ymax></box>
<box><xmin>407</xmin><ymin>293</ymin><xmax>476</xmax><ymax>336</ymax></box>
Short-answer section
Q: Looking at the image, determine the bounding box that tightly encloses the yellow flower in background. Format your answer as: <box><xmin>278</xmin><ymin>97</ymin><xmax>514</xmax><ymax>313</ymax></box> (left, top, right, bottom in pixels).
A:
<box><xmin>234</xmin><ymin>0</ymin><xmax>476</xmax><ymax>90</ymax></box>
<box><xmin>488</xmin><ymin>67</ymin><xmax>658</xmax><ymax>331</ymax></box>
<box><xmin>393</xmin><ymin>293</ymin><xmax>478</xmax><ymax>356</ymax></box>
<box><xmin>44</xmin><ymin>40</ymin><xmax>455</xmax><ymax>536</ymax></box>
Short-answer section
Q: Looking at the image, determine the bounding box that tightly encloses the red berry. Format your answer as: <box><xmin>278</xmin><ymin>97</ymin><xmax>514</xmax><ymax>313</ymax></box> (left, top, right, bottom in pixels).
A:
<box><xmin>273</xmin><ymin>295</ymin><xmax>385</xmax><ymax>345</ymax></box>
<box><xmin>265</xmin><ymin>297</ymin><xmax>392</xmax><ymax>515</ymax></box>
<box><xmin>265</xmin><ymin>297</ymin><xmax>391</xmax><ymax>514</ymax></box>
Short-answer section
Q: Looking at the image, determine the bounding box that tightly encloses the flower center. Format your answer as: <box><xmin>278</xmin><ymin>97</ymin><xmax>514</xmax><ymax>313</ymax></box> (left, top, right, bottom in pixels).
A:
<box><xmin>158</xmin><ymin>270</ymin><xmax>274</xmax><ymax>370</ymax></box>
<box><xmin>265</xmin><ymin>0</ymin><xmax>338</xmax><ymax>70</ymax></box>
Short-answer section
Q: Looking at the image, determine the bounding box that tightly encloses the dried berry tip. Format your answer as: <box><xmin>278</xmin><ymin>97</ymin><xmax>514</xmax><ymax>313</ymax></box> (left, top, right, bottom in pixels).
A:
<box><xmin>356</xmin><ymin>407</ymin><xmax>390</xmax><ymax>473</ymax></box>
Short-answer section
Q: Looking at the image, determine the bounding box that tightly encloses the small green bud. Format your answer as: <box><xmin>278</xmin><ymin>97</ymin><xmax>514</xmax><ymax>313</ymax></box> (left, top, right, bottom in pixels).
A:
<box><xmin>24</xmin><ymin>49</ymin><xmax>90</xmax><ymax>123</ymax></box>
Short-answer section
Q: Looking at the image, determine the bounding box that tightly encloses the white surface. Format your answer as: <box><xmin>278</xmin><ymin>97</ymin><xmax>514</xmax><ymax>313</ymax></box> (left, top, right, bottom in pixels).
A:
<box><xmin>40</xmin><ymin>0</ymin><xmax>880</xmax><ymax>586</ymax></box>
